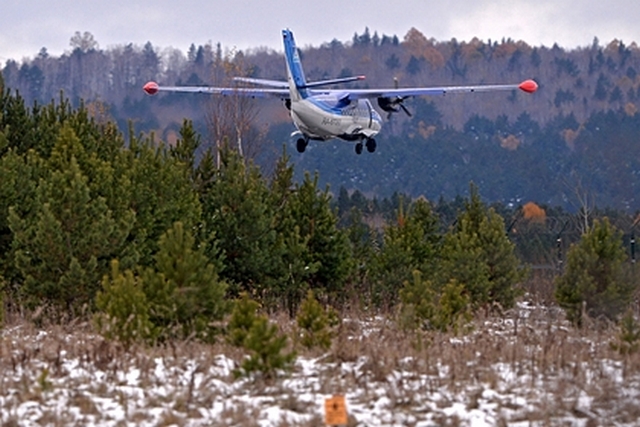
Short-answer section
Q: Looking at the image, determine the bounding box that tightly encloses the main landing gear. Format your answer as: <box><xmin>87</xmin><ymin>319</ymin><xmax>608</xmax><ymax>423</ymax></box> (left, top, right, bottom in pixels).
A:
<box><xmin>355</xmin><ymin>138</ymin><xmax>377</xmax><ymax>155</ymax></box>
<box><xmin>296</xmin><ymin>136</ymin><xmax>376</xmax><ymax>154</ymax></box>
<box><xmin>296</xmin><ymin>137</ymin><xmax>308</xmax><ymax>153</ymax></box>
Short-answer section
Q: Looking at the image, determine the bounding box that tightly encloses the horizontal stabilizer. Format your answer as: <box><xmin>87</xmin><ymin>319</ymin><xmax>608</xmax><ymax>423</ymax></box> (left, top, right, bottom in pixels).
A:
<box><xmin>233</xmin><ymin>77</ymin><xmax>289</xmax><ymax>88</ymax></box>
<box><xmin>301</xmin><ymin>75</ymin><xmax>365</xmax><ymax>88</ymax></box>
<box><xmin>233</xmin><ymin>75</ymin><xmax>365</xmax><ymax>89</ymax></box>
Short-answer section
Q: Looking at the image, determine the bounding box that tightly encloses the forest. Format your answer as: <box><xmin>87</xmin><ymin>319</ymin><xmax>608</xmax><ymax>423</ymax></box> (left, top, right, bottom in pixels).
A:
<box><xmin>2</xmin><ymin>28</ymin><xmax>640</xmax><ymax>211</ymax></box>
<box><xmin>0</xmin><ymin>70</ymin><xmax>638</xmax><ymax>330</ymax></box>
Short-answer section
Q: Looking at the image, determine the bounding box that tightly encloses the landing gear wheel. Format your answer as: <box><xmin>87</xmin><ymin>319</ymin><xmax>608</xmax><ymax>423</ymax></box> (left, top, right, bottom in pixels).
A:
<box><xmin>296</xmin><ymin>138</ymin><xmax>307</xmax><ymax>153</ymax></box>
<box><xmin>366</xmin><ymin>138</ymin><xmax>377</xmax><ymax>153</ymax></box>
<box><xmin>355</xmin><ymin>142</ymin><xmax>363</xmax><ymax>155</ymax></box>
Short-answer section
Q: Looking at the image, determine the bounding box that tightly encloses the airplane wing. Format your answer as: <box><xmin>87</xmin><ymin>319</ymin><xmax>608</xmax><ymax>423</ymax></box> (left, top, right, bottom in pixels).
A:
<box><xmin>142</xmin><ymin>81</ymin><xmax>288</xmax><ymax>98</ymax></box>
<box><xmin>144</xmin><ymin>79</ymin><xmax>538</xmax><ymax>100</ymax></box>
<box><xmin>335</xmin><ymin>80</ymin><xmax>538</xmax><ymax>101</ymax></box>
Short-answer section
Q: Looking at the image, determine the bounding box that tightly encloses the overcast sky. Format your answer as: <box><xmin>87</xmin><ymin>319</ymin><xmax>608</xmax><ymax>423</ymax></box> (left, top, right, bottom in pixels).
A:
<box><xmin>2</xmin><ymin>0</ymin><xmax>640</xmax><ymax>63</ymax></box>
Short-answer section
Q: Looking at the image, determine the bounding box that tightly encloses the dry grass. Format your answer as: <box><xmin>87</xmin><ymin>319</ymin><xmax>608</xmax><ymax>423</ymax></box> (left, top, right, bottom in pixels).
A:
<box><xmin>1</xmin><ymin>302</ymin><xmax>639</xmax><ymax>426</ymax></box>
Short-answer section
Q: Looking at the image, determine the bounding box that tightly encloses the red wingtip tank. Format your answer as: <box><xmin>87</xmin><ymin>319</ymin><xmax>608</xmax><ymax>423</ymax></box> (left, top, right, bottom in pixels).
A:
<box><xmin>518</xmin><ymin>79</ymin><xmax>538</xmax><ymax>93</ymax></box>
<box><xmin>143</xmin><ymin>81</ymin><xmax>159</xmax><ymax>95</ymax></box>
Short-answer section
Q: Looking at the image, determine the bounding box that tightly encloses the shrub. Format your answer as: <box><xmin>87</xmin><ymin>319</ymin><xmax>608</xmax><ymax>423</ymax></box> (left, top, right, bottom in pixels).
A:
<box><xmin>296</xmin><ymin>290</ymin><xmax>338</xmax><ymax>351</ymax></box>
<box><xmin>610</xmin><ymin>309</ymin><xmax>640</xmax><ymax>356</ymax></box>
<box><xmin>226</xmin><ymin>293</ymin><xmax>260</xmax><ymax>347</ymax></box>
<box><xmin>239</xmin><ymin>316</ymin><xmax>296</xmax><ymax>380</ymax></box>
<box><xmin>95</xmin><ymin>260</ymin><xmax>154</xmax><ymax>346</ymax></box>
<box><xmin>227</xmin><ymin>293</ymin><xmax>296</xmax><ymax>379</ymax></box>
<box><xmin>399</xmin><ymin>270</ymin><xmax>471</xmax><ymax>333</ymax></box>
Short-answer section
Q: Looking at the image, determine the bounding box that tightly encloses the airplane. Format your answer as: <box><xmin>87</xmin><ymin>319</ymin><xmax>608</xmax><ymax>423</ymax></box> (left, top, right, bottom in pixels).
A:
<box><xmin>143</xmin><ymin>29</ymin><xmax>538</xmax><ymax>155</ymax></box>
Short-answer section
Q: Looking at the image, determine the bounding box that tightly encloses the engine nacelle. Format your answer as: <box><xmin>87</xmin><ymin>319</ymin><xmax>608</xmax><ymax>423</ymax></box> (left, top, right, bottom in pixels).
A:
<box><xmin>377</xmin><ymin>96</ymin><xmax>400</xmax><ymax>114</ymax></box>
<box><xmin>377</xmin><ymin>96</ymin><xmax>411</xmax><ymax>117</ymax></box>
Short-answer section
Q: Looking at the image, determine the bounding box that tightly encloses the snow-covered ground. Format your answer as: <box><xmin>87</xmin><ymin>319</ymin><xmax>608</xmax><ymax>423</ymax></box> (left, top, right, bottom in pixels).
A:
<box><xmin>2</xmin><ymin>304</ymin><xmax>640</xmax><ymax>426</ymax></box>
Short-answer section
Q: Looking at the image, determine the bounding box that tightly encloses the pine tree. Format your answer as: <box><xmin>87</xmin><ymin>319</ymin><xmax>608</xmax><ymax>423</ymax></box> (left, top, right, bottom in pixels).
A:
<box><xmin>370</xmin><ymin>207</ymin><xmax>415</xmax><ymax>309</ymax></box>
<box><xmin>399</xmin><ymin>271</ymin><xmax>434</xmax><ymax>331</ymax></box>
<box><xmin>399</xmin><ymin>270</ymin><xmax>471</xmax><ymax>332</ymax></box>
<box><xmin>227</xmin><ymin>293</ymin><xmax>260</xmax><ymax>347</ymax></box>
<box><xmin>170</xmin><ymin>119</ymin><xmax>200</xmax><ymax>177</ymax></box>
<box><xmin>268</xmin><ymin>149</ymin><xmax>315</xmax><ymax>313</ymax></box>
<box><xmin>436</xmin><ymin>279</ymin><xmax>473</xmax><ymax>332</ymax></box>
<box><xmin>276</xmin><ymin>225</ymin><xmax>319</xmax><ymax>317</ymax></box>
<box><xmin>142</xmin><ymin>222</ymin><xmax>228</xmax><ymax>342</ymax></box>
<box><xmin>95</xmin><ymin>260</ymin><xmax>153</xmax><ymax>346</ymax></box>
<box><xmin>122</xmin><ymin>133</ymin><xmax>202</xmax><ymax>268</ymax></box>
<box><xmin>239</xmin><ymin>315</ymin><xmax>296</xmax><ymax>380</ymax></box>
<box><xmin>9</xmin><ymin>127</ymin><xmax>132</xmax><ymax>313</ymax></box>
<box><xmin>555</xmin><ymin>218</ymin><xmax>635</xmax><ymax>326</ymax></box>
<box><xmin>0</xmin><ymin>149</ymin><xmax>41</xmax><ymax>284</ymax></box>
<box><xmin>0</xmin><ymin>91</ymin><xmax>37</xmax><ymax>154</ymax></box>
<box><xmin>269</xmin><ymin>146</ymin><xmax>294</xmax><ymax>212</ymax></box>
<box><xmin>227</xmin><ymin>293</ymin><xmax>295</xmax><ymax>379</ymax></box>
<box><xmin>198</xmin><ymin>146</ymin><xmax>280</xmax><ymax>298</ymax></box>
<box><xmin>296</xmin><ymin>290</ymin><xmax>337</xmax><ymax>351</ymax></box>
<box><xmin>438</xmin><ymin>183</ymin><xmax>525</xmax><ymax>311</ymax></box>
<box><xmin>0</xmin><ymin>92</ymin><xmax>205</xmax><ymax>318</ymax></box>
<box><xmin>370</xmin><ymin>197</ymin><xmax>441</xmax><ymax>307</ymax></box>
<box><xmin>343</xmin><ymin>206</ymin><xmax>375</xmax><ymax>300</ymax></box>
<box><xmin>277</xmin><ymin>172</ymin><xmax>352</xmax><ymax>308</ymax></box>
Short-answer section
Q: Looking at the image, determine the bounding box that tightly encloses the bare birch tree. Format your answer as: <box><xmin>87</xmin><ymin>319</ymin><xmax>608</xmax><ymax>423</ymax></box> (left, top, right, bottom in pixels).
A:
<box><xmin>205</xmin><ymin>47</ymin><xmax>268</xmax><ymax>167</ymax></box>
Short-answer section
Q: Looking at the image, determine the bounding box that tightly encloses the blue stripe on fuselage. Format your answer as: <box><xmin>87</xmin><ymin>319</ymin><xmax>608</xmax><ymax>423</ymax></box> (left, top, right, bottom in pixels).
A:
<box><xmin>307</xmin><ymin>95</ymin><xmax>347</xmax><ymax>115</ymax></box>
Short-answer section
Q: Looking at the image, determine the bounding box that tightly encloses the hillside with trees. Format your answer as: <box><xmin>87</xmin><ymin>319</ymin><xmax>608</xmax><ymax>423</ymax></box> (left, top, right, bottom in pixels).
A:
<box><xmin>2</xmin><ymin>28</ymin><xmax>640</xmax><ymax>210</ymax></box>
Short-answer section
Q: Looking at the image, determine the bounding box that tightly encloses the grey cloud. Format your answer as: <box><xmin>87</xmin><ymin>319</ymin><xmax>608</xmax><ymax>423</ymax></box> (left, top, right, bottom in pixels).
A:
<box><xmin>2</xmin><ymin>0</ymin><xmax>639</xmax><ymax>63</ymax></box>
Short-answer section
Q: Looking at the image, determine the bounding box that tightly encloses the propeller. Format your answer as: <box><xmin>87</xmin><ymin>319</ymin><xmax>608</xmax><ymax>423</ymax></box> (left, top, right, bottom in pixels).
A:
<box><xmin>377</xmin><ymin>77</ymin><xmax>412</xmax><ymax>119</ymax></box>
<box><xmin>396</xmin><ymin>100</ymin><xmax>412</xmax><ymax>117</ymax></box>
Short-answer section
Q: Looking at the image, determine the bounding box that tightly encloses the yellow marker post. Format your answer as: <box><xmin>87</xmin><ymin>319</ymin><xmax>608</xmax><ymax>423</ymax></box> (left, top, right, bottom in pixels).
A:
<box><xmin>324</xmin><ymin>395</ymin><xmax>348</xmax><ymax>426</ymax></box>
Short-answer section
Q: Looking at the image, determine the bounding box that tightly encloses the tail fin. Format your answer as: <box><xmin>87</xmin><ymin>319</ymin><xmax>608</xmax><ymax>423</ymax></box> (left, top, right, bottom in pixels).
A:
<box><xmin>282</xmin><ymin>29</ymin><xmax>308</xmax><ymax>100</ymax></box>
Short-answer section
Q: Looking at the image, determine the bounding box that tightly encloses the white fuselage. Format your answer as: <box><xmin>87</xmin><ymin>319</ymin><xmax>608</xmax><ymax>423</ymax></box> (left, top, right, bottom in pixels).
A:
<box><xmin>290</xmin><ymin>95</ymin><xmax>383</xmax><ymax>141</ymax></box>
